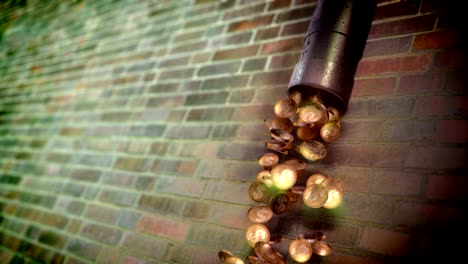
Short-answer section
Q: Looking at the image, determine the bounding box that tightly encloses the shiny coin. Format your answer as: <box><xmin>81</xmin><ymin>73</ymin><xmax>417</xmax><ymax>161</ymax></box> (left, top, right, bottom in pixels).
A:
<box><xmin>269</xmin><ymin>193</ymin><xmax>290</xmax><ymax>214</ymax></box>
<box><xmin>271</xmin><ymin>164</ymin><xmax>297</xmax><ymax>190</ymax></box>
<box><xmin>311</xmin><ymin>241</ymin><xmax>332</xmax><ymax>256</ymax></box>
<box><xmin>289</xmin><ymin>239</ymin><xmax>313</xmax><ymax>263</ymax></box>
<box><xmin>248</xmin><ymin>204</ymin><xmax>273</xmax><ymax>224</ymax></box>
<box><xmin>258</xmin><ymin>152</ymin><xmax>279</xmax><ymax>170</ymax></box>
<box><xmin>246</xmin><ymin>224</ymin><xmax>270</xmax><ymax>248</ymax></box>
<box><xmin>274</xmin><ymin>98</ymin><xmax>297</xmax><ymax>119</ymax></box>
<box><xmin>306</xmin><ymin>174</ymin><xmax>327</xmax><ymax>186</ymax></box>
<box><xmin>303</xmin><ymin>184</ymin><xmax>328</xmax><ymax>208</ymax></box>
<box><xmin>249</xmin><ymin>182</ymin><xmax>269</xmax><ymax>202</ymax></box>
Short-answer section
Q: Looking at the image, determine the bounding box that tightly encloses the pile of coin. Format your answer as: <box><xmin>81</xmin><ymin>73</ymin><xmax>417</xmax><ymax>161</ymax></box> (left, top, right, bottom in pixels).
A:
<box><xmin>219</xmin><ymin>92</ymin><xmax>343</xmax><ymax>263</ymax></box>
<box><xmin>265</xmin><ymin>92</ymin><xmax>342</xmax><ymax>159</ymax></box>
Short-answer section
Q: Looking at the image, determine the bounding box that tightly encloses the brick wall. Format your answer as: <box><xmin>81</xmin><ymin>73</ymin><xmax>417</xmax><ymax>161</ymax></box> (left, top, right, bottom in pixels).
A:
<box><xmin>0</xmin><ymin>0</ymin><xmax>466</xmax><ymax>263</ymax></box>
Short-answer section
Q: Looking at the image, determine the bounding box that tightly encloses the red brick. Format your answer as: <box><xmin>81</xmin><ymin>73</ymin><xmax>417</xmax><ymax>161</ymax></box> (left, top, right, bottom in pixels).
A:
<box><xmin>352</xmin><ymin>77</ymin><xmax>396</xmax><ymax>96</ymax></box>
<box><xmin>232</xmin><ymin>104</ymin><xmax>275</xmax><ymax>121</ymax></box>
<box><xmin>405</xmin><ymin>146</ymin><xmax>467</xmax><ymax>169</ymax></box>
<box><xmin>213</xmin><ymin>45</ymin><xmax>259</xmax><ymax>61</ymax></box>
<box><xmin>156</xmin><ymin>177</ymin><xmax>205</xmax><ymax>198</ymax></box>
<box><xmin>268</xmin><ymin>52</ymin><xmax>301</xmax><ymax>69</ymax></box>
<box><xmin>158</xmin><ymin>68</ymin><xmax>195</xmax><ymax>81</ymax></box>
<box><xmin>251</xmin><ymin>69</ymin><xmax>293</xmax><ymax>86</ymax></box>
<box><xmin>373</xmin><ymin>170</ymin><xmax>423</xmax><ymax>196</ymax></box>
<box><xmin>327</xmin><ymin>253</ymin><xmax>383</xmax><ymax>264</ymax></box>
<box><xmin>373</xmin><ymin>0</ymin><xmax>421</xmax><ymax>20</ymax></box>
<box><xmin>368</xmin><ymin>15</ymin><xmax>436</xmax><ymax>39</ymax></box>
<box><xmin>356</xmin><ymin>53</ymin><xmax>432</xmax><ymax>77</ymax></box>
<box><xmin>255</xmin><ymin>27</ymin><xmax>280</xmax><ymax>41</ymax></box>
<box><xmin>314</xmin><ymin>166</ymin><xmax>372</xmax><ymax>193</ymax></box>
<box><xmin>223</xmin><ymin>3</ymin><xmax>265</xmax><ymax>20</ymax></box>
<box><xmin>121</xmin><ymin>234</ymin><xmax>167</xmax><ymax>259</ymax></box>
<box><xmin>363</xmin><ymin>36</ymin><xmax>412</xmax><ymax>57</ymax></box>
<box><xmin>268</xmin><ymin>0</ymin><xmax>292</xmax><ymax>11</ymax></box>
<box><xmin>81</xmin><ymin>222</ymin><xmax>122</xmax><ymax>245</ymax></box>
<box><xmin>415</xmin><ymin>95</ymin><xmax>468</xmax><ymax>117</ymax></box>
<box><xmin>426</xmin><ymin>174</ymin><xmax>468</xmax><ymax>200</ymax></box>
<box><xmin>397</xmin><ymin>71</ymin><xmax>445</xmax><ymax>94</ymax></box>
<box><xmin>183</xmin><ymin>201</ymin><xmax>211</xmax><ymax>220</ymax></box>
<box><xmin>275</xmin><ymin>6</ymin><xmax>315</xmax><ymax>23</ymax></box>
<box><xmin>436</xmin><ymin>120</ymin><xmax>468</xmax><ymax>143</ymax></box>
<box><xmin>334</xmin><ymin>193</ymin><xmax>394</xmax><ymax>224</ymax></box>
<box><xmin>260</xmin><ymin>36</ymin><xmax>303</xmax><ymax>54</ymax></box>
<box><xmin>359</xmin><ymin>227</ymin><xmax>411</xmax><ymax>256</ymax></box>
<box><xmin>326</xmin><ymin>144</ymin><xmax>407</xmax><ymax>168</ymax></box>
<box><xmin>202</xmin><ymin>181</ymin><xmax>252</xmax><ymax>204</ymax></box>
<box><xmin>324</xmin><ymin>224</ymin><xmax>360</xmax><ymax>247</ymax></box>
<box><xmin>434</xmin><ymin>49</ymin><xmax>466</xmax><ymax>68</ymax></box>
<box><xmin>281</xmin><ymin>20</ymin><xmax>309</xmax><ymax>36</ymax></box>
<box><xmin>210</xmin><ymin>32</ymin><xmax>252</xmax><ymax>48</ymax></box>
<box><xmin>139</xmin><ymin>215</ymin><xmax>189</xmax><ymax>240</ymax></box>
<box><xmin>227</xmin><ymin>15</ymin><xmax>273</xmax><ymax>32</ymax></box>
<box><xmin>383</xmin><ymin>119</ymin><xmax>434</xmax><ymax>142</ymax></box>
<box><xmin>413</xmin><ymin>30</ymin><xmax>460</xmax><ymax>50</ymax></box>
<box><xmin>208</xmin><ymin>204</ymin><xmax>250</xmax><ymax>229</ymax></box>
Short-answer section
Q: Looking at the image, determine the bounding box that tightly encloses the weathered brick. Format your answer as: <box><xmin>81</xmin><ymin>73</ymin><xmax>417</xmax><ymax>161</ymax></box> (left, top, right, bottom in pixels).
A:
<box><xmin>163</xmin><ymin>243</ymin><xmax>194</xmax><ymax>264</ymax></box>
<box><xmin>372</xmin><ymin>170</ymin><xmax>423</xmax><ymax>196</ymax></box>
<box><xmin>213</xmin><ymin>45</ymin><xmax>259</xmax><ymax>61</ymax></box>
<box><xmin>200</xmin><ymin>75</ymin><xmax>249</xmax><ymax>90</ymax></box>
<box><xmin>405</xmin><ymin>146</ymin><xmax>467</xmax><ymax>169</ymax></box>
<box><xmin>184</xmin><ymin>91</ymin><xmax>229</xmax><ymax>105</ymax></box>
<box><xmin>255</xmin><ymin>27</ymin><xmax>280</xmax><ymax>41</ymax></box>
<box><xmin>363</xmin><ymin>36</ymin><xmax>412</xmax><ymax>57</ymax></box>
<box><xmin>38</xmin><ymin>230</ymin><xmax>67</xmax><ymax>249</ymax></box>
<box><xmin>339</xmin><ymin>193</ymin><xmax>394</xmax><ymax>224</ymax></box>
<box><xmin>156</xmin><ymin>176</ymin><xmax>204</xmax><ymax>198</ymax></box>
<box><xmin>413</xmin><ymin>30</ymin><xmax>460</xmax><ymax>50</ymax></box>
<box><xmin>356</xmin><ymin>54</ymin><xmax>432</xmax><ymax>77</ymax></box>
<box><xmin>251</xmin><ymin>69</ymin><xmax>293</xmax><ymax>86</ymax></box>
<box><xmin>114</xmin><ymin>157</ymin><xmax>151</xmax><ymax>172</ymax></box>
<box><xmin>260</xmin><ymin>36</ymin><xmax>303</xmax><ymax>54</ymax></box>
<box><xmin>347</xmin><ymin>96</ymin><xmax>416</xmax><ymax>118</ymax></box>
<box><xmin>98</xmin><ymin>189</ymin><xmax>138</xmax><ymax>207</ymax></box>
<box><xmin>397</xmin><ymin>71</ymin><xmax>445</xmax><ymax>94</ymax></box>
<box><xmin>121</xmin><ymin>233</ymin><xmax>167</xmax><ymax>260</ymax></box>
<box><xmin>210</xmin><ymin>32</ymin><xmax>252</xmax><ymax>48</ymax></box>
<box><xmin>275</xmin><ymin>6</ymin><xmax>315</xmax><ymax>23</ymax></box>
<box><xmin>415</xmin><ymin>95</ymin><xmax>468</xmax><ymax>117</ymax></box>
<box><xmin>81</xmin><ymin>222</ymin><xmax>122</xmax><ymax>245</ymax></box>
<box><xmin>203</xmin><ymin>181</ymin><xmax>252</xmax><ymax>204</ymax></box>
<box><xmin>187</xmin><ymin>107</ymin><xmax>234</xmax><ymax>122</ymax></box>
<box><xmin>425</xmin><ymin>174</ymin><xmax>468</xmax><ymax>200</ymax></box>
<box><xmin>368</xmin><ymin>15</ymin><xmax>436</xmax><ymax>39</ymax></box>
<box><xmin>84</xmin><ymin>204</ymin><xmax>120</xmax><ymax>224</ymax></box>
<box><xmin>434</xmin><ymin>49</ymin><xmax>466</xmax><ymax>69</ymax></box>
<box><xmin>242</xmin><ymin>58</ymin><xmax>267</xmax><ymax>72</ymax></box>
<box><xmin>183</xmin><ymin>200</ymin><xmax>211</xmax><ymax>220</ymax></box>
<box><xmin>228</xmin><ymin>89</ymin><xmax>255</xmax><ymax>103</ymax></box>
<box><xmin>166</xmin><ymin>125</ymin><xmax>212</xmax><ymax>139</ymax></box>
<box><xmin>436</xmin><ymin>119</ymin><xmax>468</xmax><ymax>143</ymax></box>
<box><xmin>187</xmin><ymin>224</ymin><xmax>248</xmax><ymax>253</ymax></box>
<box><xmin>67</xmin><ymin>239</ymin><xmax>102</xmax><ymax>261</ymax></box>
<box><xmin>138</xmin><ymin>195</ymin><xmax>185</xmax><ymax>216</ymax></box>
<box><xmin>70</xmin><ymin>168</ymin><xmax>101</xmax><ymax>183</ymax></box>
<box><xmin>269</xmin><ymin>52</ymin><xmax>301</xmax><ymax>69</ymax></box>
<box><xmin>325</xmin><ymin>144</ymin><xmax>406</xmax><ymax>168</ymax></box>
<box><xmin>359</xmin><ymin>227</ymin><xmax>411</xmax><ymax>256</ymax></box>
<box><xmin>223</xmin><ymin>3</ymin><xmax>265</xmax><ymax>20</ymax></box>
<box><xmin>139</xmin><ymin>214</ymin><xmax>189</xmax><ymax>240</ymax></box>
<box><xmin>373</xmin><ymin>0</ymin><xmax>421</xmax><ymax>20</ymax></box>
<box><xmin>228</xmin><ymin>15</ymin><xmax>273</xmax><ymax>32</ymax></box>
<box><xmin>208</xmin><ymin>204</ymin><xmax>250</xmax><ymax>229</ymax></box>
<box><xmin>118</xmin><ymin>209</ymin><xmax>142</xmax><ymax>229</ymax></box>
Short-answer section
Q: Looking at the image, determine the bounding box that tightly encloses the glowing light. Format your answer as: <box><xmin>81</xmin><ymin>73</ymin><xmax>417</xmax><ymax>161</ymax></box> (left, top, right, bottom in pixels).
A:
<box><xmin>289</xmin><ymin>239</ymin><xmax>313</xmax><ymax>263</ymax></box>
<box><xmin>271</xmin><ymin>164</ymin><xmax>297</xmax><ymax>190</ymax></box>
<box><xmin>303</xmin><ymin>184</ymin><xmax>328</xmax><ymax>208</ymax></box>
<box><xmin>245</xmin><ymin>224</ymin><xmax>270</xmax><ymax>248</ymax></box>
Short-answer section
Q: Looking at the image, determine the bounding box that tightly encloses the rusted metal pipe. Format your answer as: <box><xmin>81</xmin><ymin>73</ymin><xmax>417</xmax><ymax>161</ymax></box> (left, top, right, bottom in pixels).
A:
<box><xmin>287</xmin><ymin>0</ymin><xmax>377</xmax><ymax>113</ymax></box>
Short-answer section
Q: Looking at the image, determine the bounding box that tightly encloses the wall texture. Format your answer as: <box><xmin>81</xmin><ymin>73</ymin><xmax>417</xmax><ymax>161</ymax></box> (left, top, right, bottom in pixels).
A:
<box><xmin>0</xmin><ymin>0</ymin><xmax>467</xmax><ymax>263</ymax></box>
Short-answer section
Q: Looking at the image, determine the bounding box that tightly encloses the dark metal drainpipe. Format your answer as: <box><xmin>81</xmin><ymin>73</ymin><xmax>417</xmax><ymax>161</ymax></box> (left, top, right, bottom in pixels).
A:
<box><xmin>287</xmin><ymin>0</ymin><xmax>377</xmax><ymax>113</ymax></box>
